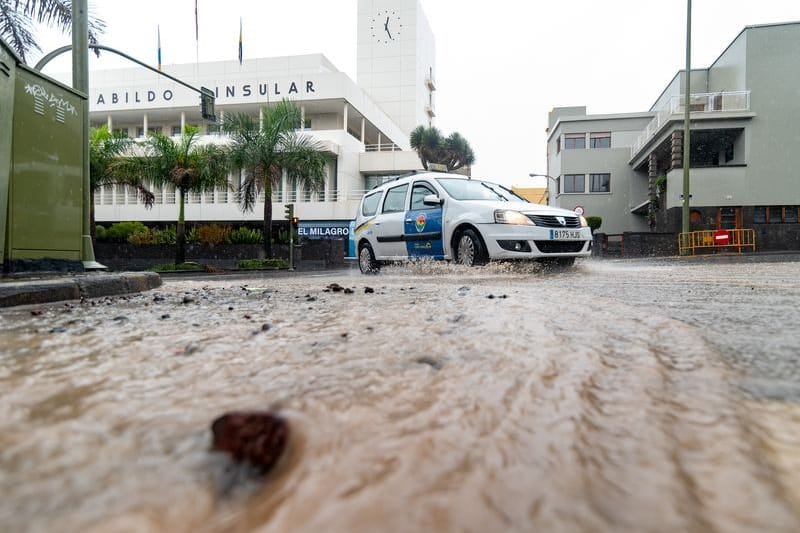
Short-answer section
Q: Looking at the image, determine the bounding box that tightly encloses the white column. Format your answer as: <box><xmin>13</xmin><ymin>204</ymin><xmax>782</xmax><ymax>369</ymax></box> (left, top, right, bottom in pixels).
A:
<box><xmin>377</xmin><ymin>132</ymin><xmax>382</xmax><ymax>151</ymax></box>
<box><xmin>300</xmin><ymin>105</ymin><xmax>306</xmax><ymax>130</ymax></box>
<box><xmin>343</xmin><ymin>103</ymin><xmax>348</xmax><ymax>132</ymax></box>
<box><xmin>142</xmin><ymin>113</ymin><xmax>148</xmax><ymax>137</ymax></box>
<box><xmin>361</xmin><ymin>117</ymin><xmax>365</xmax><ymax>143</ymax></box>
<box><xmin>180</xmin><ymin>111</ymin><xmax>186</xmax><ymax>135</ymax></box>
<box><xmin>106</xmin><ymin>115</ymin><xmax>112</xmax><ymax>130</ymax></box>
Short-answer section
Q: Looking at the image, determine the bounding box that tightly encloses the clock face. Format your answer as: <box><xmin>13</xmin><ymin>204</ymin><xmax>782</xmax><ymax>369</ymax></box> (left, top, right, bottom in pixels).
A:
<box><xmin>370</xmin><ymin>9</ymin><xmax>402</xmax><ymax>44</ymax></box>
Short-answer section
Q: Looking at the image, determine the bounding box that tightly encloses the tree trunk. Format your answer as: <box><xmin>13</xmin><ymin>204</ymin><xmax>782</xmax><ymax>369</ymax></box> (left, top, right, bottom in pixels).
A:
<box><xmin>90</xmin><ymin>199</ymin><xmax>96</xmax><ymax>240</ymax></box>
<box><xmin>176</xmin><ymin>188</ymin><xmax>186</xmax><ymax>264</ymax></box>
<box><xmin>263</xmin><ymin>181</ymin><xmax>273</xmax><ymax>258</ymax></box>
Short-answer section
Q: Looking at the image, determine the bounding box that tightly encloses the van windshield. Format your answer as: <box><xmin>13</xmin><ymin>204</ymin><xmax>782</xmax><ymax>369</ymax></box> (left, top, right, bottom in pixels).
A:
<box><xmin>436</xmin><ymin>178</ymin><xmax>524</xmax><ymax>202</ymax></box>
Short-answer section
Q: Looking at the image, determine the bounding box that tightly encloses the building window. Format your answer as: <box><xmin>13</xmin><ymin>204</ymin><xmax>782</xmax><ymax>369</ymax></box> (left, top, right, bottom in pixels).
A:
<box><xmin>171</xmin><ymin>125</ymin><xmax>182</xmax><ymax>136</ymax></box>
<box><xmin>589</xmin><ymin>173</ymin><xmax>611</xmax><ymax>193</ymax></box>
<box><xmin>784</xmin><ymin>207</ymin><xmax>798</xmax><ymax>224</ymax></box>
<box><xmin>136</xmin><ymin>127</ymin><xmax>144</xmax><ymax>138</ymax></box>
<box><xmin>564</xmin><ymin>133</ymin><xmax>585</xmax><ymax>150</ymax></box>
<box><xmin>556</xmin><ymin>138</ymin><xmax>561</xmax><ymax>153</ymax></box>
<box><xmin>112</xmin><ymin>128</ymin><xmax>129</xmax><ymax>137</ymax></box>
<box><xmin>563</xmin><ymin>174</ymin><xmax>585</xmax><ymax>193</ymax></box>
<box><xmin>753</xmin><ymin>207</ymin><xmax>767</xmax><ymax>224</ymax></box>
<box><xmin>590</xmin><ymin>132</ymin><xmax>611</xmax><ymax>148</ymax></box>
<box><xmin>303</xmin><ymin>119</ymin><xmax>312</xmax><ymax>129</ymax></box>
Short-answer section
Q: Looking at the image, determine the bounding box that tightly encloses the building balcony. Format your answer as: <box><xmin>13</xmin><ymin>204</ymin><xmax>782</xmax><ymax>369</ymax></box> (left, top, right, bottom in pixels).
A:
<box><xmin>630</xmin><ymin>90</ymin><xmax>751</xmax><ymax>160</ymax></box>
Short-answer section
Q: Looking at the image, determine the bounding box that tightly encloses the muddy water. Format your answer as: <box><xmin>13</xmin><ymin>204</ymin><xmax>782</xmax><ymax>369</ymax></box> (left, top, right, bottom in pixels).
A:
<box><xmin>1</xmin><ymin>261</ymin><xmax>799</xmax><ymax>532</ymax></box>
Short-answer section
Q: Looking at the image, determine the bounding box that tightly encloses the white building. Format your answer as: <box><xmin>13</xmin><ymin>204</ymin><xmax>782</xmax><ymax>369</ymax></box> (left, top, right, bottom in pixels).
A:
<box><xmin>79</xmin><ymin>0</ymin><xmax>436</xmax><ymax>236</ymax></box>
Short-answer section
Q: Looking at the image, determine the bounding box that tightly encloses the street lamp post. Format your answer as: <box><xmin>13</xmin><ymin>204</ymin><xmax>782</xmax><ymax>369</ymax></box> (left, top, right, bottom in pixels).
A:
<box><xmin>529</xmin><ymin>173</ymin><xmax>558</xmax><ymax>206</ymax></box>
<box><xmin>72</xmin><ymin>0</ymin><xmax>104</xmax><ymax>269</ymax></box>
<box><xmin>682</xmin><ymin>0</ymin><xmax>692</xmax><ymax>236</ymax></box>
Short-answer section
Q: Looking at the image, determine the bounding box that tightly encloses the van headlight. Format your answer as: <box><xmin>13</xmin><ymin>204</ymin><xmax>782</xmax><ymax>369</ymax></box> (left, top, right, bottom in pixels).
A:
<box><xmin>494</xmin><ymin>210</ymin><xmax>533</xmax><ymax>225</ymax></box>
<box><xmin>580</xmin><ymin>216</ymin><xmax>588</xmax><ymax>227</ymax></box>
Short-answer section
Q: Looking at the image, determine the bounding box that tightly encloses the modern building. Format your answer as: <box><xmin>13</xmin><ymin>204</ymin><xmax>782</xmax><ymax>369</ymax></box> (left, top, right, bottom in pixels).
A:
<box><xmin>546</xmin><ymin>21</ymin><xmax>800</xmax><ymax>249</ymax></box>
<box><xmin>56</xmin><ymin>0</ymin><xmax>435</xmax><ymax>239</ymax></box>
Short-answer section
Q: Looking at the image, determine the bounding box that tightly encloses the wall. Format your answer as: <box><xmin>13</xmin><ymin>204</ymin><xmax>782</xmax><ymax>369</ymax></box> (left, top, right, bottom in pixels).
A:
<box><xmin>744</xmin><ymin>24</ymin><xmax>800</xmax><ymax>206</ymax></box>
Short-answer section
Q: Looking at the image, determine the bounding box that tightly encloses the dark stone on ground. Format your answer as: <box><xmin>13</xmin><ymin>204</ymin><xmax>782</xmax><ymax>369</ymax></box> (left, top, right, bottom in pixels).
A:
<box><xmin>364</xmin><ymin>287</ymin><xmax>374</xmax><ymax>294</ymax></box>
<box><xmin>211</xmin><ymin>412</ymin><xmax>289</xmax><ymax>473</ymax></box>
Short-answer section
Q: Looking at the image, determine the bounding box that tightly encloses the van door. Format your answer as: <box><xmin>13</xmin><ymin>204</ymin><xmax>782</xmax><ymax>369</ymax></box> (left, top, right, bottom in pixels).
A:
<box><xmin>373</xmin><ymin>183</ymin><xmax>409</xmax><ymax>259</ymax></box>
<box><xmin>404</xmin><ymin>181</ymin><xmax>444</xmax><ymax>259</ymax></box>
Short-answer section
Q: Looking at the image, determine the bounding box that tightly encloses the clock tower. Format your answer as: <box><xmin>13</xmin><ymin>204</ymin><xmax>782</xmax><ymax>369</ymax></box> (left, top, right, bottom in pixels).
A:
<box><xmin>357</xmin><ymin>0</ymin><xmax>436</xmax><ymax>136</ymax></box>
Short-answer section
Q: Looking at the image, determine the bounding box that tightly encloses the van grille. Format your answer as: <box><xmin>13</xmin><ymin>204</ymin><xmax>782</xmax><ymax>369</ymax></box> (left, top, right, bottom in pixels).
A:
<box><xmin>526</xmin><ymin>215</ymin><xmax>581</xmax><ymax>228</ymax></box>
<box><xmin>534</xmin><ymin>241</ymin><xmax>587</xmax><ymax>253</ymax></box>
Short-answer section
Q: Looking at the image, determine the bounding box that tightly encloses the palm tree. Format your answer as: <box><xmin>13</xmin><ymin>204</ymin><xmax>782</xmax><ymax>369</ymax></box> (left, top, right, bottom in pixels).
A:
<box><xmin>113</xmin><ymin>126</ymin><xmax>230</xmax><ymax>264</ymax></box>
<box><xmin>410</xmin><ymin>125</ymin><xmax>475</xmax><ymax>172</ymax></box>
<box><xmin>89</xmin><ymin>126</ymin><xmax>154</xmax><ymax>239</ymax></box>
<box><xmin>222</xmin><ymin>100</ymin><xmax>329</xmax><ymax>258</ymax></box>
<box><xmin>0</xmin><ymin>0</ymin><xmax>104</xmax><ymax>63</ymax></box>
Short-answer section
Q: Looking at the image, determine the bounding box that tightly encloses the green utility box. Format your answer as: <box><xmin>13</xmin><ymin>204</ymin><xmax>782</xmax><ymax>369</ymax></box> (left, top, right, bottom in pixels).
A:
<box><xmin>1</xmin><ymin>39</ymin><xmax>85</xmax><ymax>269</ymax></box>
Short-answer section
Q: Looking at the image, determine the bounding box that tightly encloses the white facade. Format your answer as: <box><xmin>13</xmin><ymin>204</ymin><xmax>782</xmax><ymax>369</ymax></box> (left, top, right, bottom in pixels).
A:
<box><xmin>74</xmin><ymin>0</ymin><xmax>436</xmax><ymax>228</ymax></box>
<box><xmin>357</xmin><ymin>0</ymin><xmax>436</xmax><ymax>135</ymax></box>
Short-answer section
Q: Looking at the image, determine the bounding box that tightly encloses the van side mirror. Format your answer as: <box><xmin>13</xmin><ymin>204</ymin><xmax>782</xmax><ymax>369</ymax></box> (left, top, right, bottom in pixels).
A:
<box><xmin>423</xmin><ymin>194</ymin><xmax>444</xmax><ymax>206</ymax></box>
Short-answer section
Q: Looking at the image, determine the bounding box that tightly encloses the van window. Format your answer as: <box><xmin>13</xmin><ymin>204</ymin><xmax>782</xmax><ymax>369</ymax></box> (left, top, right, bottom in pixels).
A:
<box><xmin>362</xmin><ymin>191</ymin><xmax>382</xmax><ymax>216</ymax></box>
<box><xmin>411</xmin><ymin>182</ymin><xmax>438</xmax><ymax>210</ymax></box>
<box><xmin>382</xmin><ymin>184</ymin><xmax>408</xmax><ymax>214</ymax></box>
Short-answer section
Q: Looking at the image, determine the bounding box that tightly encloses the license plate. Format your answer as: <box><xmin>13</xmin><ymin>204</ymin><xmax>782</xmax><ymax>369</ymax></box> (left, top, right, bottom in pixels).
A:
<box><xmin>550</xmin><ymin>229</ymin><xmax>582</xmax><ymax>240</ymax></box>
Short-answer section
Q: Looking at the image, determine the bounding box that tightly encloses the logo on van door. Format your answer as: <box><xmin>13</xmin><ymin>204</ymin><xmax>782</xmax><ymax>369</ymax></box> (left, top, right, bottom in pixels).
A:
<box><xmin>415</xmin><ymin>213</ymin><xmax>427</xmax><ymax>232</ymax></box>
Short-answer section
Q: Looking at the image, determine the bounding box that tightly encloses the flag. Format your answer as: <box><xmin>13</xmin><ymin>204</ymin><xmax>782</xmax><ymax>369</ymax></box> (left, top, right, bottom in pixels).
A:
<box><xmin>194</xmin><ymin>0</ymin><xmax>199</xmax><ymax>42</ymax></box>
<box><xmin>157</xmin><ymin>25</ymin><xmax>162</xmax><ymax>70</ymax></box>
<box><xmin>238</xmin><ymin>17</ymin><xmax>243</xmax><ymax>65</ymax></box>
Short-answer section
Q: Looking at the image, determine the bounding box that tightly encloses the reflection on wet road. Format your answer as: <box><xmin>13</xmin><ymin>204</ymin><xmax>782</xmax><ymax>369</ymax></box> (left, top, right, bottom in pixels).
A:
<box><xmin>1</xmin><ymin>259</ymin><xmax>799</xmax><ymax>532</ymax></box>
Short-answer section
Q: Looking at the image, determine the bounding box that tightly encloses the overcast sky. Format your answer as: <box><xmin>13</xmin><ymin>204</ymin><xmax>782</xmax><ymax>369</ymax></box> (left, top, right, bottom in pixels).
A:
<box><xmin>32</xmin><ymin>0</ymin><xmax>800</xmax><ymax>188</ymax></box>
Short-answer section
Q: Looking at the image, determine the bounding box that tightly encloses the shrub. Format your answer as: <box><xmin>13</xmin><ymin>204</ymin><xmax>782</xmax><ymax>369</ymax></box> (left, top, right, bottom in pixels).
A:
<box><xmin>152</xmin><ymin>225</ymin><xmax>177</xmax><ymax>245</ymax></box>
<box><xmin>196</xmin><ymin>224</ymin><xmax>232</xmax><ymax>245</ymax></box>
<box><xmin>229</xmin><ymin>226</ymin><xmax>263</xmax><ymax>244</ymax></box>
<box><xmin>237</xmin><ymin>258</ymin><xmax>288</xmax><ymax>269</ymax></box>
<box><xmin>103</xmin><ymin>221</ymin><xmax>149</xmax><ymax>242</ymax></box>
<box><xmin>95</xmin><ymin>225</ymin><xmax>107</xmax><ymax>240</ymax></box>
<box><xmin>147</xmin><ymin>261</ymin><xmax>206</xmax><ymax>272</ymax></box>
<box><xmin>275</xmin><ymin>226</ymin><xmax>299</xmax><ymax>244</ymax></box>
<box><xmin>127</xmin><ymin>228</ymin><xmax>153</xmax><ymax>245</ymax></box>
<box><xmin>186</xmin><ymin>225</ymin><xmax>201</xmax><ymax>244</ymax></box>
<box><xmin>585</xmin><ymin>216</ymin><xmax>602</xmax><ymax>234</ymax></box>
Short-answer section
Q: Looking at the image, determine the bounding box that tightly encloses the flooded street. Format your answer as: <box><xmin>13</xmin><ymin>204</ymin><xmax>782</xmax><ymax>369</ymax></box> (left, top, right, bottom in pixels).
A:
<box><xmin>2</xmin><ymin>259</ymin><xmax>799</xmax><ymax>532</ymax></box>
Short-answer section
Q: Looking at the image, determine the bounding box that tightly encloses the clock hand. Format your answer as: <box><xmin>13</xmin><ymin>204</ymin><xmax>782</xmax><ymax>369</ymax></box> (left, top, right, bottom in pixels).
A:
<box><xmin>384</xmin><ymin>17</ymin><xmax>393</xmax><ymax>40</ymax></box>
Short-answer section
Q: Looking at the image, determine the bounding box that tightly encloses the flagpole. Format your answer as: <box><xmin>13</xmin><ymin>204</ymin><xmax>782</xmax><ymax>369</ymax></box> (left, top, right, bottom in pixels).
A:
<box><xmin>194</xmin><ymin>0</ymin><xmax>199</xmax><ymax>66</ymax></box>
<box><xmin>157</xmin><ymin>25</ymin><xmax>161</xmax><ymax>71</ymax></box>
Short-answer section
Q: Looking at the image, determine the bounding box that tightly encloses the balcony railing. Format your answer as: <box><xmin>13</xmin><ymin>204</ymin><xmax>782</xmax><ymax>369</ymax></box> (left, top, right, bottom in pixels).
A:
<box><xmin>364</xmin><ymin>143</ymin><xmax>401</xmax><ymax>152</ymax></box>
<box><xmin>94</xmin><ymin>185</ymin><xmax>357</xmax><ymax>206</ymax></box>
<box><xmin>630</xmin><ymin>90</ymin><xmax>751</xmax><ymax>158</ymax></box>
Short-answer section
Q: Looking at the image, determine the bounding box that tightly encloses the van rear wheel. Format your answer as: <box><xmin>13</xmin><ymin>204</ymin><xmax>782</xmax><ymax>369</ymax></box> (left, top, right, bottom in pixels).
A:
<box><xmin>358</xmin><ymin>242</ymin><xmax>380</xmax><ymax>274</ymax></box>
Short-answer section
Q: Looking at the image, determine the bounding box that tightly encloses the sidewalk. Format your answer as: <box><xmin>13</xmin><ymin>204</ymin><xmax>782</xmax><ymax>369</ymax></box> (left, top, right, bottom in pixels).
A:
<box><xmin>0</xmin><ymin>272</ymin><xmax>162</xmax><ymax>308</ymax></box>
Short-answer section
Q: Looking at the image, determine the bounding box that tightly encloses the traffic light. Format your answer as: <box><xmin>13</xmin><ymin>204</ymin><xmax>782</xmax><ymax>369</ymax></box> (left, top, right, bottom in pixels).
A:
<box><xmin>284</xmin><ymin>203</ymin><xmax>294</xmax><ymax>221</ymax></box>
<box><xmin>200</xmin><ymin>87</ymin><xmax>216</xmax><ymax>121</ymax></box>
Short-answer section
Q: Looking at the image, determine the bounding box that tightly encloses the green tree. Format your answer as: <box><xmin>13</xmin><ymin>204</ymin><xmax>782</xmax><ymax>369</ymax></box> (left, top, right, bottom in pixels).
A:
<box><xmin>113</xmin><ymin>126</ymin><xmax>230</xmax><ymax>264</ymax></box>
<box><xmin>0</xmin><ymin>0</ymin><xmax>104</xmax><ymax>63</ymax></box>
<box><xmin>410</xmin><ymin>125</ymin><xmax>475</xmax><ymax>172</ymax></box>
<box><xmin>89</xmin><ymin>125</ymin><xmax>153</xmax><ymax>239</ymax></box>
<box><xmin>222</xmin><ymin>100</ymin><xmax>329</xmax><ymax>258</ymax></box>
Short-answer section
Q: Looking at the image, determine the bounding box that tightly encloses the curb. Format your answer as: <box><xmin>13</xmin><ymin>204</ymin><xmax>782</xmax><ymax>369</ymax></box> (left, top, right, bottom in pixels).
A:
<box><xmin>0</xmin><ymin>272</ymin><xmax>162</xmax><ymax>308</ymax></box>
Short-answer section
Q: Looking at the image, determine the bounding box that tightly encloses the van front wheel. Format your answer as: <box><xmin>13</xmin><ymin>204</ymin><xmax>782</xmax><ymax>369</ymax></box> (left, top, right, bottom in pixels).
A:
<box><xmin>455</xmin><ymin>229</ymin><xmax>488</xmax><ymax>266</ymax></box>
